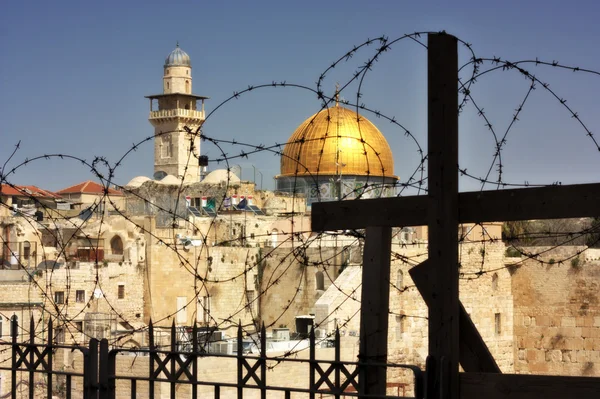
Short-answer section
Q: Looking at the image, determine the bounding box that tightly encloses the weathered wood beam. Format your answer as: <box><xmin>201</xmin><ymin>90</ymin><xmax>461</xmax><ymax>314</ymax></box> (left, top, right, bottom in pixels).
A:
<box><xmin>358</xmin><ymin>226</ymin><xmax>392</xmax><ymax>396</ymax></box>
<box><xmin>427</xmin><ymin>32</ymin><xmax>460</xmax><ymax>399</ymax></box>
<box><xmin>459</xmin><ymin>372</ymin><xmax>600</xmax><ymax>399</ymax></box>
<box><xmin>311</xmin><ymin>182</ymin><xmax>600</xmax><ymax>230</ymax></box>
<box><xmin>410</xmin><ymin>260</ymin><xmax>501</xmax><ymax>373</ymax></box>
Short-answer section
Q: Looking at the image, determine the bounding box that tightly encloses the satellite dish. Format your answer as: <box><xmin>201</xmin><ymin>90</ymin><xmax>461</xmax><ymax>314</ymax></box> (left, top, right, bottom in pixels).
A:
<box><xmin>93</xmin><ymin>289</ymin><xmax>103</xmax><ymax>299</ymax></box>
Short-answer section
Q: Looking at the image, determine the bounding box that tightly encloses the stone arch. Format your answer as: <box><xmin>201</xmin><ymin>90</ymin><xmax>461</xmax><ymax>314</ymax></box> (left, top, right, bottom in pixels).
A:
<box><xmin>315</xmin><ymin>271</ymin><xmax>325</xmax><ymax>291</ymax></box>
<box><xmin>110</xmin><ymin>235</ymin><xmax>123</xmax><ymax>256</ymax></box>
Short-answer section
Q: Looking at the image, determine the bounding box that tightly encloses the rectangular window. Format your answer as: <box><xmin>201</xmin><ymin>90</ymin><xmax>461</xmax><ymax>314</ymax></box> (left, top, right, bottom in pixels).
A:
<box><xmin>395</xmin><ymin>315</ymin><xmax>404</xmax><ymax>340</ymax></box>
<box><xmin>75</xmin><ymin>321</ymin><xmax>83</xmax><ymax>332</ymax></box>
<box><xmin>161</xmin><ymin>136</ymin><xmax>172</xmax><ymax>158</ymax></box>
<box><xmin>118</xmin><ymin>285</ymin><xmax>125</xmax><ymax>299</ymax></box>
<box><xmin>55</xmin><ymin>291</ymin><xmax>65</xmax><ymax>304</ymax></box>
<box><xmin>76</xmin><ymin>290</ymin><xmax>85</xmax><ymax>303</ymax></box>
<box><xmin>55</xmin><ymin>328</ymin><xmax>65</xmax><ymax>343</ymax></box>
<box><xmin>495</xmin><ymin>313</ymin><xmax>501</xmax><ymax>335</ymax></box>
<box><xmin>0</xmin><ymin>319</ymin><xmax>3</xmax><ymax>338</ymax></box>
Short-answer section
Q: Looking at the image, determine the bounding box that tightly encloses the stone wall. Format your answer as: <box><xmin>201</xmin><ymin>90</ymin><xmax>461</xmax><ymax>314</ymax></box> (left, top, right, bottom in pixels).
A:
<box><xmin>511</xmin><ymin>247</ymin><xmax>600</xmax><ymax>376</ymax></box>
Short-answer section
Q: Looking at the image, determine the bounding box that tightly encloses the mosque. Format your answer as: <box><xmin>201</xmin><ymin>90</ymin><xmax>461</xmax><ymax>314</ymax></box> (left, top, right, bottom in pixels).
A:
<box><xmin>138</xmin><ymin>44</ymin><xmax>399</xmax><ymax>206</ymax></box>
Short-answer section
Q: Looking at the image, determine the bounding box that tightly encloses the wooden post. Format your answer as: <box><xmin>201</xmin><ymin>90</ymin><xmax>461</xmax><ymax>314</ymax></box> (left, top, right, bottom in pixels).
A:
<box><xmin>427</xmin><ymin>33</ymin><xmax>459</xmax><ymax>398</ymax></box>
<box><xmin>358</xmin><ymin>226</ymin><xmax>392</xmax><ymax>395</ymax></box>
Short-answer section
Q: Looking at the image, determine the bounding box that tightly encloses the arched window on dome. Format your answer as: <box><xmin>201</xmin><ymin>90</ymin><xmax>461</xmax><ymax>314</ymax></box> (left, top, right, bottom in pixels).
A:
<box><xmin>110</xmin><ymin>236</ymin><xmax>123</xmax><ymax>256</ymax></box>
<box><xmin>315</xmin><ymin>271</ymin><xmax>325</xmax><ymax>291</ymax></box>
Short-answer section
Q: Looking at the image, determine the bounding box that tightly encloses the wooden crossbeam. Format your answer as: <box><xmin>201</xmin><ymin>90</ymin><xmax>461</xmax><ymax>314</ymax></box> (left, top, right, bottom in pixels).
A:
<box><xmin>459</xmin><ymin>372</ymin><xmax>600</xmax><ymax>399</ymax></box>
<box><xmin>312</xmin><ymin>182</ymin><xmax>600</xmax><ymax>230</ymax></box>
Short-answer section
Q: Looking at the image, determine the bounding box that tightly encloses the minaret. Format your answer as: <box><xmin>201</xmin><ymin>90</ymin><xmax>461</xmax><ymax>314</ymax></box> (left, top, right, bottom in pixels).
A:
<box><xmin>146</xmin><ymin>43</ymin><xmax>208</xmax><ymax>183</ymax></box>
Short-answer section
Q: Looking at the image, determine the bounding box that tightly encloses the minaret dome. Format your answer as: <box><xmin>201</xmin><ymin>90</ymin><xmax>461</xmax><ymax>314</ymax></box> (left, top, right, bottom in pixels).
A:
<box><xmin>163</xmin><ymin>43</ymin><xmax>192</xmax><ymax>94</ymax></box>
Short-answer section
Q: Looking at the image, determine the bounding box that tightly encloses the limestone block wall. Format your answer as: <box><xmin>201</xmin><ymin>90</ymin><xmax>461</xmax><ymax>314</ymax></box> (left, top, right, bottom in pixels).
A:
<box><xmin>511</xmin><ymin>247</ymin><xmax>600</xmax><ymax>376</ymax></box>
<box><xmin>145</xmin><ymin>220</ymin><xmax>259</xmax><ymax>334</ymax></box>
<box><xmin>260</xmin><ymin>246</ymin><xmax>353</xmax><ymax>331</ymax></box>
<box><xmin>311</xmin><ymin>241</ymin><xmax>514</xmax><ymax>372</ymax></box>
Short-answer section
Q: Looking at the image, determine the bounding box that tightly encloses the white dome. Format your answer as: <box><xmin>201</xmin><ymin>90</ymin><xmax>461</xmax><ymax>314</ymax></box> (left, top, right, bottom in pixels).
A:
<box><xmin>200</xmin><ymin>169</ymin><xmax>241</xmax><ymax>185</ymax></box>
<box><xmin>126</xmin><ymin>176</ymin><xmax>151</xmax><ymax>188</ymax></box>
<box><xmin>158</xmin><ymin>174</ymin><xmax>182</xmax><ymax>185</ymax></box>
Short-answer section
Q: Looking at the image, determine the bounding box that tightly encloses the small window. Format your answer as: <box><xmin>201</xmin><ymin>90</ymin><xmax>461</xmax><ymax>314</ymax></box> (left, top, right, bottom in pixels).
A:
<box><xmin>396</xmin><ymin>270</ymin><xmax>404</xmax><ymax>290</ymax></box>
<box><xmin>55</xmin><ymin>328</ymin><xmax>65</xmax><ymax>343</ymax></box>
<box><xmin>395</xmin><ymin>315</ymin><xmax>404</xmax><ymax>340</ymax></box>
<box><xmin>110</xmin><ymin>236</ymin><xmax>123</xmax><ymax>255</ymax></box>
<box><xmin>76</xmin><ymin>290</ymin><xmax>85</xmax><ymax>303</ymax></box>
<box><xmin>23</xmin><ymin>241</ymin><xmax>31</xmax><ymax>261</ymax></box>
<box><xmin>118</xmin><ymin>285</ymin><xmax>125</xmax><ymax>299</ymax></box>
<box><xmin>161</xmin><ymin>135</ymin><xmax>172</xmax><ymax>158</ymax></box>
<box><xmin>495</xmin><ymin>313</ymin><xmax>501</xmax><ymax>335</ymax></box>
<box><xmin>492</xmin><ymin>273</ymin><xmax>498</xmax><ymax>291</ymax></box>
<box><xmin>315</xmin><ymin>271</ymin><xmax>325</xmax><ymax>291</ymax></box>
<box><xmin>75</xmin><ymin>321</ymin><xmax>83</xmax><ymax>332</ymax></box>
<box><xmin>0</xmin><ymin>319</ymin><xmax>2</xmax><ymax>338</ymax></box>
<box><xmin>55</xmin><ymin>291</ymin><xmax>65</xmax><ymax>304</ymax></box>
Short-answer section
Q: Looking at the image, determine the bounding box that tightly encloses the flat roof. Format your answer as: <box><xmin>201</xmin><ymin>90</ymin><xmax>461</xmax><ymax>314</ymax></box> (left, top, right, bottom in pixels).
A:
<box><xmin>145</xmin><ymin>92</ymin><xmax>209</xmax><ymax>100</ymax></box>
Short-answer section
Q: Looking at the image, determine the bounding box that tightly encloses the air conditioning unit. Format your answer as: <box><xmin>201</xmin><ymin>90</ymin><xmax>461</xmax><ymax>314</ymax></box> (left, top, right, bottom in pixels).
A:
<box><xmin>314</xmin><ymin>328</ymin><xmax>326</xmax><ymax>338</ymax></box>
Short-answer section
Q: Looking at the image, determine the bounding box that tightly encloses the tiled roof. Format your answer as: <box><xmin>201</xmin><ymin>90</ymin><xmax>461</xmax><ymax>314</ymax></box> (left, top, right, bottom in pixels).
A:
<box><xmin>56</xmin><ymin>180</ymin><xmax>123</xmax><ymax>196</ymax></box>
<box><xmin>0</xmin><ymin>184</ymin><xmax>60</xmax><ymax>198</ymax></box>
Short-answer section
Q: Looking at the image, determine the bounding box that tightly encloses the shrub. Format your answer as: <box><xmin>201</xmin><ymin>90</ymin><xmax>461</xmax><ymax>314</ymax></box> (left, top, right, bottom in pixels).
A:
<box><xmin>571</xmin><ymin>256</ymin><xmax>581</xmax><ymax>268</ymax></box>
<box><xmin>505</xmin><ymin>247</ymin><xmax>521</xmax><ymax>258</ymax></box>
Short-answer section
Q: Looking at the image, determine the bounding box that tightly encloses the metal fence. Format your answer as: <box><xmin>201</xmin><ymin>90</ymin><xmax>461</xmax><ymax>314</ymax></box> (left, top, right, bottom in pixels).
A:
<box><xmin>0</xmin><ymin>317</ymin><xmax>423</xmax><ymax>398</ymax></box>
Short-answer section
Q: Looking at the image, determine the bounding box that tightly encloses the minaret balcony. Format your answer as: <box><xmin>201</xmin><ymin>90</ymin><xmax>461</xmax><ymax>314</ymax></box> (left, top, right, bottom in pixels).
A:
<box><xmin>149</xmin><ymin>108</ymin><xmax>205</xmax><ymax>121</ymax></box>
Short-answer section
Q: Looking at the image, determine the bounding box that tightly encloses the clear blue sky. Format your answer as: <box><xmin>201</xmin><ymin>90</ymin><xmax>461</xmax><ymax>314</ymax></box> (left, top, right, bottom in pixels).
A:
<box><xmin>2</xmin><ymin>0</ymin><xmax>600</xmax><ymax>192</ymax></box>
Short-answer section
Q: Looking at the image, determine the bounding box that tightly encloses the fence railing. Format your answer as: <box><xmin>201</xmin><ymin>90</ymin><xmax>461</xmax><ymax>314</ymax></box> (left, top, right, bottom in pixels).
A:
<box><xmin>0</xmin><ymin>317</ymin><xmax>424</xmax><ymax>398</ymax></box>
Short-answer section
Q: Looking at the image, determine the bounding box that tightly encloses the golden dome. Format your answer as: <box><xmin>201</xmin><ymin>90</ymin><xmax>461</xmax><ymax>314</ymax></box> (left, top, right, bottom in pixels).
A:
<box><xmin>280</xmin><ymin>105</ymin><xmax>396</xmax><ymax>178</ymax></box>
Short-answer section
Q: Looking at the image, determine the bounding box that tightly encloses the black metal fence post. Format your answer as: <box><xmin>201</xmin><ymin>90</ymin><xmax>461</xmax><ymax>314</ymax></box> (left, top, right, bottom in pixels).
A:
<box><xmin>10</xmin><ymin>316</ymin><xmax>17</xmax><ymax>399</ymax></box>
<box><xmin>98</xmin><ymin>339</ymin><xmax>109</xmax><ymax>399</ymax></box>
<box><xmin>86</xmin><ymin>339</ymin><xmax>99</xmax><ymax>399</ymax></box>
<box><xmin>47</xmin><ymin>319</ymin><xmax>54</xmax><ymax>399</ymax></box>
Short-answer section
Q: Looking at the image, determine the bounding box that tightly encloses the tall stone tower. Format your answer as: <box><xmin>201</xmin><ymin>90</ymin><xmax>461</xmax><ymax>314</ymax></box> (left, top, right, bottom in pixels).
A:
<box><xmin>146</xmin><ymin>44</ymin><xmax>208</xmax><ymax>183</ymax></box>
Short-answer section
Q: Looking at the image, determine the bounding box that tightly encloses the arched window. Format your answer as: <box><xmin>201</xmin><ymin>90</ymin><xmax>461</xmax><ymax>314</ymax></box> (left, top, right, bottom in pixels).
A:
<box><xmin>110</xmin><ymin>236</ymin><xmax>123</xmax><ymax>255</ymax></box>
<box><xmin>492</xmin><ymin>273</ymin><xmax>498</xmax><ymax>291</ymax></box>
<box><xmin>315</xmin><ymin>271</ymin><xmax>325</xmax><ymax>291</ymax></box>
<box><xmin>396</xmin><ymin>270</ymin><xmax>404</xmax><ymax>290</ymax></box>
<box><xmin>185</xmin><ymin>80</ymin><xmax>190</xmax><ymax>93</ymax></box>
<box><xmin>161</xmin><ymin>135</ymin><xmax>171</xmax><ymax>158</ymax></box>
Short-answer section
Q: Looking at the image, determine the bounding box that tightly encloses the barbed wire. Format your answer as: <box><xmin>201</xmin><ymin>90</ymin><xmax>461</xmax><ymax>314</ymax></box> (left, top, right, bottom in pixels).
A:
<box><xmin>1</xmin><ymin>31</ymin><xmax>600</xmax><ymax>369</ymax></box>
